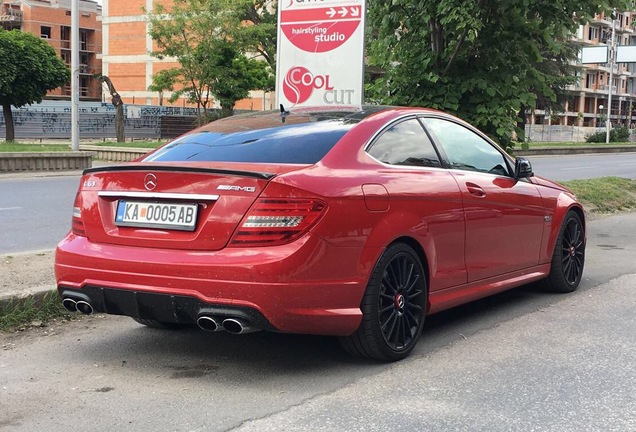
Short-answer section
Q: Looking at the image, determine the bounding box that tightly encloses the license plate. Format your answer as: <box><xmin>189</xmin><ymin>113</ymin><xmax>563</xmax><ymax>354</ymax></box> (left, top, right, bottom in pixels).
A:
<box><xmin>115</xmin><ymin>200</ymin><xmax>198</xmax><ymax>231</ymax></box>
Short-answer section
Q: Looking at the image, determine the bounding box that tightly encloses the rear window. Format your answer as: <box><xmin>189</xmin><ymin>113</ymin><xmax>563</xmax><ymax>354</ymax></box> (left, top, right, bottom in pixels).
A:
<box><xmin>143</xmin><ymin>110</ymin><xmax>362</xmax><ymax>164</ymax></box>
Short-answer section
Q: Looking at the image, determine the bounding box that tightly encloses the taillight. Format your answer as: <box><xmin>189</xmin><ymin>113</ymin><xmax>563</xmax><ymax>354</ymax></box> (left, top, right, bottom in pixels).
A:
<box><xmin>230</xmin><ymin>199</ymin><xmax>326</xmax><ymax>247</ymax></box>
<box><xmin>71</xmin><ymin>192</ymin><xmax>86</xmax><ymax>236</ymax></box>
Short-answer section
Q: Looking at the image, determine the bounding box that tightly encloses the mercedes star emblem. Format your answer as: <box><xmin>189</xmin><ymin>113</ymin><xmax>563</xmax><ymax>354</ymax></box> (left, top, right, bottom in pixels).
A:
<box><xmin>144</xmin><ymin>173</ymin><xmax>157</xmax><ymax>191</ymax></box>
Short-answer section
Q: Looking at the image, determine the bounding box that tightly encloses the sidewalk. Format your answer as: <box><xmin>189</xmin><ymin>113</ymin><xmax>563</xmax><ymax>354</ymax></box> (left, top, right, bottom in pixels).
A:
<box><xmin>0</xmin><ymin>250</ymin><xmax>56</xmax><ymax>304</ymax></box>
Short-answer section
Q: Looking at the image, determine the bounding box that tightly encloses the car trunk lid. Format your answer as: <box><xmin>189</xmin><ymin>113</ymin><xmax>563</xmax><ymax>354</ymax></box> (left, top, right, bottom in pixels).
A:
<box><xmin>76</xmin><ymin>163</ymin><xmax>307</xmax><ymax>250</ymax></box>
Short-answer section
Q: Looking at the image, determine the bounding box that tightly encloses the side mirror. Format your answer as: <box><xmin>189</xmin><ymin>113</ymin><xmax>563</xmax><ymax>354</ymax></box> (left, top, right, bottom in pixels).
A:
<box><xmin>514</xmin><ymin>157</ymin><xmax>534</xmax><ymax>179</ymax></box>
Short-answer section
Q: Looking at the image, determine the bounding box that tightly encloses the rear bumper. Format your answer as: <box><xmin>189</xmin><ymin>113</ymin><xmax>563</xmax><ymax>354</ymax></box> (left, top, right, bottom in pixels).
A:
<box><xmin>58</xmin><ymin>285</ymin><xmax>276</xmax><ymax>330</ymax></box>
<box><xmin>55</xmin><ymin>232</ymin><xmax>375</xmax><ymax>336</ymax></box>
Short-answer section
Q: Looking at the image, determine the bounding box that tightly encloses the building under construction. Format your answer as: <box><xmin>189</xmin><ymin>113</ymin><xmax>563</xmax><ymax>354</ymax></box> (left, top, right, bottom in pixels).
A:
<box><xmin>0</xmin><ymin>0</ymin><xmax>102</xmax><ymax>101</ymax></box>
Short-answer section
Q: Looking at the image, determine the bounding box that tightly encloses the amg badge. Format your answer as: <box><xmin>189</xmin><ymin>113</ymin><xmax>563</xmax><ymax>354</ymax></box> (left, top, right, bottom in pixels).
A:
<box><xmin>217</xmin><ymin>185</ymin><xmax>256</xmax><ymax>193</ymax></box>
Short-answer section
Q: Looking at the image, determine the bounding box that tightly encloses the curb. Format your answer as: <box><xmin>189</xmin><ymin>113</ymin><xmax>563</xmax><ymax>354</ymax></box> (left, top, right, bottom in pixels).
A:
<box><xmin>515</xmin><ymin>146</ymin><xmax>636</xmax><ymax>156</ymax></box>
<box><xmin>0</xmin><ymin>286</ymin><xmax>57</xmax><ymax>305</ymax></box>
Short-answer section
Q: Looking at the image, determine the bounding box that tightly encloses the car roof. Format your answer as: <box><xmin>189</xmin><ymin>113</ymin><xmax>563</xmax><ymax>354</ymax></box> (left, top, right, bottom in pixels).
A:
<box><xmin>195</xmin><ymin>105</ymin><xmax>395</xmax><ymax>134</ymax></box>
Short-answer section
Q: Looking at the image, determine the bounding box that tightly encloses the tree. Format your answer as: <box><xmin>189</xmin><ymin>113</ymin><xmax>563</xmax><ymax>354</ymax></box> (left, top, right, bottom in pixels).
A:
<box><xmin>365</xmin><ymin>0</ymin><xmax>628</xmax><ymax>150</ymax></box>
<box><xmin>225</xmin><ymin>0</ymin><xmax>277</xmax><ymax>69</ymax></box>
<box><xmin>146</xmin><ymin>0</ymin><xmax>274</xmax><ymax>119</ymax></box>
<box><xmin>148</xmin><ymin>69</ymin><xmax>179</xmax><ymax>106</ymax></box>
<box><xmin>0</xmin><ymin>29</ymin><xmax>69</xmax><ymax>141</ymax></box>
<box><xmin>98</xmin><ymin>76</ymin><xmax>125</xmax><ymax>142</ymax></box>
<box><xmin>205</xmin><ymin>41</ymin><xmax>274</xmax><ymax>116</ymax></box>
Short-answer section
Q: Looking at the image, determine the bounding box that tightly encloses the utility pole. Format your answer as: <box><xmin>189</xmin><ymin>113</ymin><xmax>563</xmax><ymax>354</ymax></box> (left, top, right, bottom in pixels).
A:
<box><xmin>71</xmin><ymin>0</ymin><xmax>79</xmax><ymax>151</ymax></box>
<box><xmin>606</xmin><ymin>10</ymin><xmax>617</xmax><ymax>144</ymax></box>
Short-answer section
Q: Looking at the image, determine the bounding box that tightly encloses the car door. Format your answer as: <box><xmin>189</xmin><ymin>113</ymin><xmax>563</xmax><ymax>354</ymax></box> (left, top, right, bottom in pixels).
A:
<box><xmin>365</xmin><ymin>117</ymin><xmax>467</xmax><ymax>291</ymax></box>
<box><xmin>421</xmin><ymin>117</ymin><xmax>546</xmax><ymax>283</ymax></box>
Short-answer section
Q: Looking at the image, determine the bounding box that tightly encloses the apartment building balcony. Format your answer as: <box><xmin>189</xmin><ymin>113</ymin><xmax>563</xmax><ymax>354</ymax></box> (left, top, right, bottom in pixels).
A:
<box><xmin>576</xmin><ymin>38</ymin><xmax>602</xmax><ymax>47</ymax></box>
<box><xmin>591</xmin><ymin>15</ymin><xmax>613</xmax><ymax>27</ymax></box>
<box><xmin>61</xmin><ymin>85</ymin><xmax>89</xmax><ymax>97</ymax></box>
<box><xmin>598</xmin><ymin>84</ymin><xmax>618</xmax><ymax>93</ymax></box>
<box><xmin>60</xmin><ymin>41</ymin><xmax>99</xmax><ymax>53</ymax></box>
<box><xmin>0</xmin><ymin>8</ymin><xmax>22</xmax><ymax>29</ymax></box>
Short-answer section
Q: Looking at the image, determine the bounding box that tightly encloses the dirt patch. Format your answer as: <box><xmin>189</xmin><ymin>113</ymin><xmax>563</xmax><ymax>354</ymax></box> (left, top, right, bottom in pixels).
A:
<box><xmin>0</xmin><ymin>251</ymin><xmax>56</xmax><ymax>301</ymax></box>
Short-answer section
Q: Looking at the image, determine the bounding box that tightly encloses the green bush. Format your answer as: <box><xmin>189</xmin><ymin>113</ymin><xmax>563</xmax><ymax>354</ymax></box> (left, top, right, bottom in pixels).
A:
<box><xmin>585</xmin><ymin>126</ymin><xmax>630</xmax><ymax>143</ymax></box>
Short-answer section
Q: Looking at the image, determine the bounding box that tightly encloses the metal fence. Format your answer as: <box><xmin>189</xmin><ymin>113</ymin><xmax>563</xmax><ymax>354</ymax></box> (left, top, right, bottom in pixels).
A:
<box><xmin>0</xmin><ymin>101</ymin><xmax>203</xmax><ymax>140</ymax></box>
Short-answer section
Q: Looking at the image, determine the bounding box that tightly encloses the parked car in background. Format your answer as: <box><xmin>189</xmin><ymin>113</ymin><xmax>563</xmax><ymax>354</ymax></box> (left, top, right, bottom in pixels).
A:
<box><xmin>55</xmin><ymin>106</ymin><xmax>586</xmax><ymax>361</ymax></box>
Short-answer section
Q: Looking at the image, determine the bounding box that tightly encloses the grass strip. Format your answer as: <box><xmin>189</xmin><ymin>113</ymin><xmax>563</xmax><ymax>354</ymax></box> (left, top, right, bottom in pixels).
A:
<box><xmin>523</xmin><ymin>141</ymin><xmax>635</xmax><ymax>148</ymax></box>
<box><xmin>0</xmin><ymin>290</ymin><xmax>73</xmax><ymax>332</ymax></box>
<box><xmin>561</xmin><ymin>177</ymin><xmax>636</xmax><ymax>213</ymax></box>
<box><xmin>0</xmin><ymin>142</ymin><xmax>71</xmax><ymax>152</ymax></box>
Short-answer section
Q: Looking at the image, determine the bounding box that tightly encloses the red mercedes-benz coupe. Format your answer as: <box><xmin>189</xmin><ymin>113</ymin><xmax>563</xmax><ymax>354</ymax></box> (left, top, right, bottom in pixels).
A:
<box><xmin>55</xmin><ymin>106</ymin><xmax>585</xmax><ymax>361</ymax></box>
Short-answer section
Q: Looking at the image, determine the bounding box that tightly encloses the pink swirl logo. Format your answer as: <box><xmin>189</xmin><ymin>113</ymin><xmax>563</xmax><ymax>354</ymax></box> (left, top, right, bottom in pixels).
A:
<box><xmin>282</xmin><ymin>66</ymin><xmax>335</xmax><ymax>106</ymax></box>
<box><xmin>283</xmin><ymin>66</ymin><xmax>313</xmax><ymax>105</ymax></box>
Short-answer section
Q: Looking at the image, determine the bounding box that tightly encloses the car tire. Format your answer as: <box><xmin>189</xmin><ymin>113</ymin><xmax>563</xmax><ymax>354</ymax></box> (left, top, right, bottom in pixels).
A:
<box><xmin>132</xmin><ymin>318</ymin><xmax>187</xmax><ymax>330</ymax></box>
<box><xmin>340</xmin><ymin>243</ymin><xmax>427</xmax><ymax>362</ymax></box>
<box><xmin>541</xmin><ymin>211</ymin><xmax>585</xmax><ymax>293</ymax></box>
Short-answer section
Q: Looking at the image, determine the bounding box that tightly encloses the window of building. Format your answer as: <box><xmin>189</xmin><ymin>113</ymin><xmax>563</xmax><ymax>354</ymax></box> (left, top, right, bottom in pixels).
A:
<box><xmin>40</xmin><ymin>26</ymin><xmax>51</xmax><ymax>39</ymax></box>
<box><xmin>80</xmin><ymin>76</ymin><xmax>89</xmax><ymax>97</ymax></box>
<box><xmin>80</xmin><ymin>30</ymin><xmax>90</xmax><ymax>51</ymax></box>
<box><xmin>588</xmin><ymin>26</ymin><xmax>598</xmax><ymax>41</ymax></box>
<box><xmin>586</xmin><ymin>73</ymin><xmax>597</xmax><ymax>88</ymax></box>
<box><xmin>80</xmin><ymin>53</ymin><xmax>90</xmax><ymax>73</ymax></box>
<box><xmin>61</xmin><ymin>26</ymin><xmax>70</xmax><ymax>49</ymax></box>
<box><xmin>61</xmin><ymin>51</ymin><xmax>70</xmax><ymax>66</ymax></box>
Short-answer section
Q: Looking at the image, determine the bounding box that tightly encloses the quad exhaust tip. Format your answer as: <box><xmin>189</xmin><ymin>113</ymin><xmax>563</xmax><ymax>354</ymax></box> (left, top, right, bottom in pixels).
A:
<box><xmin>196</xmin><ymin>315</ymin><xmax>259</xmax><ymax>334</ymax></box>
<box><xmin>62</xmin><ymin>298</ymin><xmax>78</xmax><ymax>313</ymax></box>
<box><xmin>62</xmin><ymin>297</ymin><xmax>93</xmax><ymax>315</ymax></box>
<box><xmin>196</xmin><ymin>316</ymin><xmax>222</xmax><ymax>332</ymax></box>
<box><xmin>222</xmin><ymin>318</ymin><xmax>258</xmax><ymax>334</ymax></box>
<box><xmin>75</xmin><ymin>300</ymin><xmax>94</xmax><ymax>315</ymax></box>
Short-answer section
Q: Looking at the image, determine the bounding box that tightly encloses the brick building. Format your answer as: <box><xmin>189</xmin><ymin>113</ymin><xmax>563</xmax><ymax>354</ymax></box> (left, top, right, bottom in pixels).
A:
<box><xmin>0</xmin><ymin>0</ymin><xmax>102</xmax><ymax>101</ymax></box>
<box><xmin>532</xmin><ymin>10</ymin><xmax>636</xmax><ymax>127</ymax></box>
<box><xmin>101</xmin><ymin>0</ymin><xmax>271</xmax><ymax>109</ymax></box>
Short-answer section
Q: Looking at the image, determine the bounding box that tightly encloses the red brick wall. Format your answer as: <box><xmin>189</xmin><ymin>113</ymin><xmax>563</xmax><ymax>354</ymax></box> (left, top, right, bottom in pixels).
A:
<box><xmin>21</xmin><ymin>1</ymin><xmax>102</xmax><ymax>100</ymax></box>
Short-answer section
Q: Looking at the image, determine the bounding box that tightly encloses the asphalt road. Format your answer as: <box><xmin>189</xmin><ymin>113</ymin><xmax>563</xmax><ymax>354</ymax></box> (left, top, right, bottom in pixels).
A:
<box><xmin>527</xmin><ymin>152</ymin><xmax>636</xmax><ymax>181</ymax></box>
<box><xmin>1</xmin><ymin>152</ymin><xmax>635</xmax><ymax>254</ymax></box>
<box><xmin>0</xmin><ymin>175</ymin><xmax>78</xmax><ymax>254</ymax></box>
<box><xmin>1</xmin><ymin>212</ymin><xmax>635</xmax><ymax>431</ymax></box>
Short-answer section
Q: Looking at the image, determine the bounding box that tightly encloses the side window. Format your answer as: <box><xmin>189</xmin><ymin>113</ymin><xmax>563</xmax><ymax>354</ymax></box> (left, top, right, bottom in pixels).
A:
<box><xmin>367</xmin><ymin>119</ymin><xmax>441</xmax><ymax>168</ymax></box>
<box><xmin>422</xmin><ymin>118</ymin><xmax>509</xmax><ymax>176</ymax></box>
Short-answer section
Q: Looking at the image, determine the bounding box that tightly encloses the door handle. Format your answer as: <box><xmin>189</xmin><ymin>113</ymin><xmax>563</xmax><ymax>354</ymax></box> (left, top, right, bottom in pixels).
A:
<box><xmin>466</xmin><ymin>183</ymin><xmax>486</xmax><ymax>198</ymax></box>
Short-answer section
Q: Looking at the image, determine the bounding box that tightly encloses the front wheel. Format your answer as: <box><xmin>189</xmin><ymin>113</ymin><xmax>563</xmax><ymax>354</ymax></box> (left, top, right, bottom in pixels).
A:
<box><xmin>541</xmin><ymin>211</ymin><xmax>585</xmax><ymax>293</ymax></box>
<box><xmin>340</xmin><ymin>243</ymin><xmax>427</xmax><ymax>362</ymax></box>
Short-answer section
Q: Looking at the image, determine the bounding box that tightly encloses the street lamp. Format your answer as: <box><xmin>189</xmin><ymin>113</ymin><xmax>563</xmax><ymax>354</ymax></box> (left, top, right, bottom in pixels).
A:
<box><xmin>599</xmin><ymin>104</ymin><xmax>604</xmax><ymax>128</ymax></box>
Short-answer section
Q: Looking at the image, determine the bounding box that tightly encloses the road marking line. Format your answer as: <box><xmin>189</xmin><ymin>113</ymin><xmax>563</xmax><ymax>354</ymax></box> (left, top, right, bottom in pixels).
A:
<box><xmin>0</xmin><ymin>207</ymin><xmax>22</xmax><ymax>211</ymax></box>
<box><xmin>561</xmin><ymin>167</ymin><xmax>594</xmax><ymax>171</ymax></box>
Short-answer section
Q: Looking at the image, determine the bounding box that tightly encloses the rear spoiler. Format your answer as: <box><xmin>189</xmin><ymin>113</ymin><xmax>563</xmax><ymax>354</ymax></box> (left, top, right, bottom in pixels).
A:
<box><xmin>83</xmin><ymin>165</ymin><xmax>276</xmax><ymax>180</ymax></box>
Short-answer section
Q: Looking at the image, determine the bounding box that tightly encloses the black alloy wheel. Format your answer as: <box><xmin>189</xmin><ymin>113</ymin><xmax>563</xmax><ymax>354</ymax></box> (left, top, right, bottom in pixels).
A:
<box><xmin>561</xmin><ymin>216</ymin><xmax>585</xmax><ymax>285</ymax></box>
<box><xmin>378</xmin><ymin>251</ymin><xmax>425</xmax><ymax>351</ymax></box>
<box><xmin>542</xmin><ymin>211</ymin><xmax>585</xmax><ymax>293</ymax></box>
<box><xmin>340</xmin><ymin>243</ymin><xmax>427</xmax><ymax>362</ymax></box>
